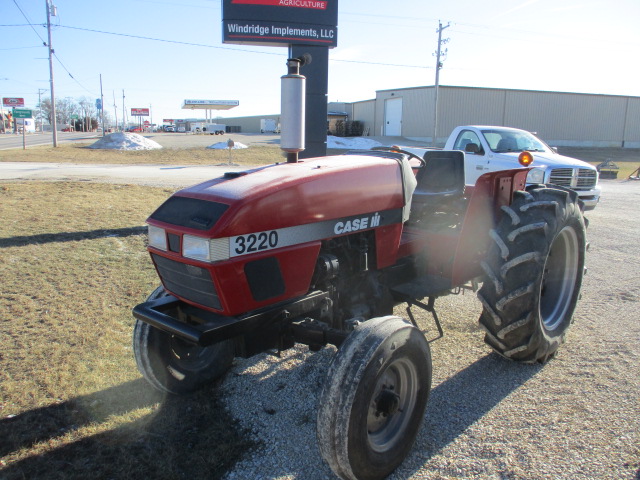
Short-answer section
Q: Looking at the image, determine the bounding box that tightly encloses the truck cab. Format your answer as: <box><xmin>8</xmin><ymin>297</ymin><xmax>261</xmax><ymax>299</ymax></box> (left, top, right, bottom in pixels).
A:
<box><xmin>449</xmin><ymin>126</ymin><xmax>601</xmax><ymax>210</ymax></box>
<box><xmin>404</xmin><ymin>126</ymin><xmax>601</xmax><ymax>210</ymax></box>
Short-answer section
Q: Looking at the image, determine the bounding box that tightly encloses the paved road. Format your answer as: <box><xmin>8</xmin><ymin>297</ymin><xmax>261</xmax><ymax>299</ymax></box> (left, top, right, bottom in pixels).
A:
<box><xmin>0</xmin><ymin>131</ymin><xmax>99</xmax><ymax>150</ymax></box>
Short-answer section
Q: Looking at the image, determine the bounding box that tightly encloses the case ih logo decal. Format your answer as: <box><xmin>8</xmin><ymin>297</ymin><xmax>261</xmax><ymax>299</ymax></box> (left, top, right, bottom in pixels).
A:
<box><xmin>334</xmin><ymin>213</ymin><xmax>381</xmax><ymax>235</ymax></box>
<box><xmin>232</xmin><ymin>0</ymin><xmax>327</xmax><ymax>9</ymax></box>
<box><xmin>228</xmin><ymin>209</ymin><xmax>401</xmax><ymax>259</ymax></box>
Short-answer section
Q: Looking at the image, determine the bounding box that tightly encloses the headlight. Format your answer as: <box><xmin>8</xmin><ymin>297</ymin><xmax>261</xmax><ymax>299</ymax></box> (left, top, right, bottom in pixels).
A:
<box><xmin>527</xmin><ymin>168</ymin><xmax>545</xmax><ymax>184</ymax></box>
<box><xmin>148</xmin><ymin>225</ymin><xmax>167</xmax><ymax>251</ymax></box>
<box><xmin>183</xmin><ymin>234</ymin><xmax>211</xmax><ymax>261</ymax></box>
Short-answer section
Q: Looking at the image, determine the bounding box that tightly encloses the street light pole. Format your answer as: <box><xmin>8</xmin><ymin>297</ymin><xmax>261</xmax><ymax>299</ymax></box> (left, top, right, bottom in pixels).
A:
<box><xmin>46</xmin><ymin>0</ymin><xmax>58</xmax><ymax>147</ymax></box>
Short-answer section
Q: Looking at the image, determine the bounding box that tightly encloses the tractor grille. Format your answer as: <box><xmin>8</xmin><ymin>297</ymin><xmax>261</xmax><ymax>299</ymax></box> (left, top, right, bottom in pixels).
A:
<box><xmin>549</xmin><ymin>168</ymin><xmax>597</xmax><ymax>190</ymax></box>
<box><xmin>151</xmin><ymin>253</ymin><xmax>221</xmax><ymax>310</ymax></box>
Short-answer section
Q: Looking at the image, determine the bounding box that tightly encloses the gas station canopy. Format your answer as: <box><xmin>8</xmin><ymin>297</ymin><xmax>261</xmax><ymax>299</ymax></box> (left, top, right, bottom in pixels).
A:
<box><xmin>182</xmin><ymin>100</ymin><xmax>239</xmax><ymax>110</ymax></box>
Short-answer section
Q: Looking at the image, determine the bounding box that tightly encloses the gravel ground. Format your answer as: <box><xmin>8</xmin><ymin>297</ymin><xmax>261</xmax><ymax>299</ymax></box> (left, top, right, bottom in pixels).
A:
<box><xmin>220</xmin><ymin>179</ymin><xmax>640</xmax><ymax>480</ymax></box>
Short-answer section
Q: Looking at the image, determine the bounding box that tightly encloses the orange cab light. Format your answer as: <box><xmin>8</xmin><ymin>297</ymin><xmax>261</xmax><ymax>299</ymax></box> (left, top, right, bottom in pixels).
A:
<box><xmin>519</xmin><ymin>151</ymin><xmax>534</xmax><ymax>166</ymax></box>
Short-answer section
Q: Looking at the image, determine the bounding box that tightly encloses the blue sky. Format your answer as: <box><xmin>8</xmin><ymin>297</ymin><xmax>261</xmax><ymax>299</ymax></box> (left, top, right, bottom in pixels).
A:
<box><xmin>2</xmin><ymin>0</ymin><xmax>639</xmax><ymax>124</ymax></box>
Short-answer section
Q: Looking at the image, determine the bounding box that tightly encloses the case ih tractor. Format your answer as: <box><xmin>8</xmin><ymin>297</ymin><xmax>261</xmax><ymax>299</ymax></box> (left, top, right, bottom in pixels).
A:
<box><xmin>131</xmin><ymin>58</ymin><xmax>586</xmax><ymax>480</ymax></box>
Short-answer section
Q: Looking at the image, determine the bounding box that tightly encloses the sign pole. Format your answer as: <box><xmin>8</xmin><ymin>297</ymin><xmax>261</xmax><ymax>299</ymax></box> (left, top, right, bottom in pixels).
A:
<box><xmin>22</xmin><ymin>119</ymin><xmax>26</xmax><ymax>149</ymax></box>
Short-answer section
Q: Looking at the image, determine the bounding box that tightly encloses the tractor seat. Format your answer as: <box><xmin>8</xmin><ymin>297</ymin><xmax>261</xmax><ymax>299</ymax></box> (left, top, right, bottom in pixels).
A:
<box><xmin>411</xmin><ymin>150</ymin><xmax>465</xmax><ymax>209</ymax></box>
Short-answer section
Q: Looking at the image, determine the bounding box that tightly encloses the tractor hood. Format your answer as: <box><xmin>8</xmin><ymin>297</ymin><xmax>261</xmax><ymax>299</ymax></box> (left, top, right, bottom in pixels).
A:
<box><xmin>147</xmin><ymin>153</ymin><xmax>408</xmax><ymax>238</ymax></box>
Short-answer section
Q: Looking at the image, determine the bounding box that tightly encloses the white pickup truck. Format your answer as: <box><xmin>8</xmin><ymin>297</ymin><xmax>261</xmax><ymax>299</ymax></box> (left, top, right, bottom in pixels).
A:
<box><xmin>406</xmin><ymin>126</ymin><xmax>601</xmax><ymax>210</ymax></box>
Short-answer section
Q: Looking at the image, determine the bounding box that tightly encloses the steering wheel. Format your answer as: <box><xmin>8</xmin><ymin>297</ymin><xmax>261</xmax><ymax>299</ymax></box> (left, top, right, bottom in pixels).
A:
<box><xmin>370</xmin><ymin>146</ymin><xmax>426</xmax><ymax>168</ymax></box>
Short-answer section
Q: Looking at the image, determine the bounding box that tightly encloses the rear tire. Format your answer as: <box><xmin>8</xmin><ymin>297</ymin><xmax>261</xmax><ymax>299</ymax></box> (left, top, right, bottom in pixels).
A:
<box><xmin>133</xmin><ymin>286</ymin><xmax>234</xmax><ymax>394</ymax></box>
<box><xmin>317</xmin><ymin>316</ymin><xmax>432</xmax><ymax>480</ymax></box>
<box><xmin>478</xmin><ymin>186</ymin><xmax>586</xmax><ymax>363</ymax></box>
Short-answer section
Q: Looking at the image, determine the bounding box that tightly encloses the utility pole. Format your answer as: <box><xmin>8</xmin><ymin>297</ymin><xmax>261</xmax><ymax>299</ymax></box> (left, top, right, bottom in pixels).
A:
<box><xmin>432</xmin><ymin>20</ymin><xmax>450</xmax><ymax>147</ymax></box>
<box><xmin>113</xmin><ymin>90</ymin><xmax>118</xmax><ymax>132</ymax></box>
<box><xmin>37</xmin><ymin>88</ymin><xmax>47</xmax><ymax>133</ymax></box>
<box><xmin>100</xmin><ymin>74</ymin><xmax>105</xmax><ymax>135</ymax></box>
<box><xmin>46</xmin><ymin>0</ymin><xmax>58</xmax><ymax>146</ymax></box>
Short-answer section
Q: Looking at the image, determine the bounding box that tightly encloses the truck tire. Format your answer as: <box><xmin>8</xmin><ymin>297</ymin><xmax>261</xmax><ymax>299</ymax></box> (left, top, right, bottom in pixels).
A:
<box><xmin>478</xmin><ymin>186</ymin><xmax>586</xmax><ymax>363</ymax></box>
<box><xmin>317</xmin><ymin>316</ymin><xmax>432</xmax><ymax>480</ymax></box>
<box><xmin>133</xmin><ymin>286</ymin><xmax>234</xmax><ymax>394</ymax></box>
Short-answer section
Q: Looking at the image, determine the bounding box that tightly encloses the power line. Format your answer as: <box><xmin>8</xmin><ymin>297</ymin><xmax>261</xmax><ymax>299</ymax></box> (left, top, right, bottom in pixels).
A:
<box><xmin>8</xmin><ymin>1</ymin><xmax>98</xmax><ymax>98</ymax></box>
<box><xmin>55</xmin><ymin>24</ymin><xmax>432</xmax><ymax>69</ymax></box>
<box><xmin>10</xmin><ymin>0</ymin><xmax>47</xmax><ymax>46</ymax></box>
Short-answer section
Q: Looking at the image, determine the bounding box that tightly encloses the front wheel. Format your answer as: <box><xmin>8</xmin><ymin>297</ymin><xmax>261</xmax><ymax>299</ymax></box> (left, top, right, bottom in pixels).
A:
<box><xmin>478</xmin><ymin>186</ymin><xmax>586</xmax><ymax>363</ymax></box>
<box><xmin>133</xmin><ymin>286</ymin><xmax>235</xmax><ymax>394</ymax></box>
<box><xmin>317</xmin><ymin>316</ymin><xmax>432</xmax><ymax>480</ymax></box>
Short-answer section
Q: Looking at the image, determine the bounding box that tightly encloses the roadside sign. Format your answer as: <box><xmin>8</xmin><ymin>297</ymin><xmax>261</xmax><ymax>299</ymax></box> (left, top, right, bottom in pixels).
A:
<box><xmin>71</xmin><ymin>114</ymin><xmax>79</xmax><ymax>120</ymax></box>
<box><xmin>222</xmin><ymin>0</ymin><xmax>338</xmax><ymax>47</ymax></box>
<box><xmin>96</xmin><ymin>98</ymin><xmax>102</xmax><ymax>110</ymax></box>
<box><xmin>131</xmin><ymin>108</ymin><xmax>149</xmax><ymax>116</ymax></box>
<box><xmin>3</xmin><ymin>97</ymin><xmax>25</xmax><ymax>108</ymax></box>
<box><xmin>143</xmin><ymin>120</ymin><xmax>150</xmax><ymax>125</ymax></box>
<box><xmin>13</xmin><ymin>108</ymin><xmax>33</xmax><ymax>119</ymax></box>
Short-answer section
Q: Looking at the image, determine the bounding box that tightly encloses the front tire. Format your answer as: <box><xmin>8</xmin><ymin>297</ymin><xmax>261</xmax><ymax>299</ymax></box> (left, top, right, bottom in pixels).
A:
<box><xmin>317</xmin><ymin>316</ymin><xmax>432</xmax><ymax>480</ymax></box>
<box><xmin>478</xmin><ymin>186</ymin><xmax>586</xmax><ymax>363</ymax></box>
<box><xmin>133</xmin><ymin>286</ymin><xmax>234</xmax><ymax>394</ymax></box>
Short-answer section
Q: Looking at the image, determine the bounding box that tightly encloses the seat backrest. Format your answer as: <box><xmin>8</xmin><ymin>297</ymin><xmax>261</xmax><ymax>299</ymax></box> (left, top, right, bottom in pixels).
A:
<box><xmin>496</xmin><ymin>137</ymin><xmax>517</xmax><ymax>151</ymax></box>
<box><xmin>415</xmin><ymin>150</ymin><xmax>465</xmax><ymax>195</ymax></box>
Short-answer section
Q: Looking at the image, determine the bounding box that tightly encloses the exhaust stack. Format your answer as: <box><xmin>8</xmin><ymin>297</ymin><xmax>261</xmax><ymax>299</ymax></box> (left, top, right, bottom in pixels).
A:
<box><xmin>281</xmin><ymin>54</ymin><xmax>311</xmax><ymax>163</ymax></box>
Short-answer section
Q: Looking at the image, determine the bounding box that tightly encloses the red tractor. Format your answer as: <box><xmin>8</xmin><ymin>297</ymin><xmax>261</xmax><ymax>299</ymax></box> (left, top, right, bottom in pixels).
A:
<box><xmin>132</xmin><ymin>58</ymin><xmax>586</xmax><ymax>480</ymax></box>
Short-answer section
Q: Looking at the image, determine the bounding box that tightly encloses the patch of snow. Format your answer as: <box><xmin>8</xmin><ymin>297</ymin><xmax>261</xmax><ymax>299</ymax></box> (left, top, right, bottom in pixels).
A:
<box><xmin>88</xmin><ymin>132</ymin><xmax>162</xmax><ymax>150</ymax></box>
<box><xmin>207</xmin><ymin>142</ymin><xmax>249</xmax><ymax>150</ymax></box>
<box><xmin>327</xmin><ymin>136</ymin><xmax>382</xmax><ymax>150</ymax></box>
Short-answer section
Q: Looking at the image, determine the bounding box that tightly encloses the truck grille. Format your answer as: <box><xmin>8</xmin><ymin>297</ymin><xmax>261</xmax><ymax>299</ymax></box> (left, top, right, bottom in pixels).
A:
<box><xmin>151</xmin><ymin>253</ymin><xmax>221</xmax><ymax>310</ymax></box>
<box><xmin>549</xmin><ymin>168</ymin><xmax>597</xmax><ymax>190</ymax></box>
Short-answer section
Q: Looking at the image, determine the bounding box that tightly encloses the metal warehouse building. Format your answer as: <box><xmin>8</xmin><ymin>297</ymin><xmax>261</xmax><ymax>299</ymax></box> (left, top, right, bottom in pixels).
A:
<box><xmin>217</xmin><ymin>85</ymin><xmax>639</xmax><ymax>148</ymax></box>
<box><xmin>332</xmin><ymin>85</ymin><xmax>640</xmax><ymax>148</ymax></box>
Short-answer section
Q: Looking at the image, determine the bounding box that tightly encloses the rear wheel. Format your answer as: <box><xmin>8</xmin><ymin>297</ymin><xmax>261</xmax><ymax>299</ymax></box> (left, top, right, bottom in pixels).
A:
<box><xmin>478</xmin><ymin>186</ymin><xmax>586</xmax><ymax>363</ymax></box>
<box><xmin>317</xmin><ymin>316</ymin><xmax>432</xmax><ymax>480</ymax></box>
<box><xmin>133</xmin><ymin>286</ymin><xmax>234</xmax><ymax>394</ymax></box>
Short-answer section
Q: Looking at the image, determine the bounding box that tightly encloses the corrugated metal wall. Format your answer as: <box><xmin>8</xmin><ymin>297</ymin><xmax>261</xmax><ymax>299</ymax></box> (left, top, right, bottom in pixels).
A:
<box><xmin>623</xmin><ymin>97</ymin><xmax>640</xmax><ymax>148</ymax></box>
<box><xmin>374</xmin><ymin>88</ymin><xmax>431</xmax><ymax>137</ymax></box>
<box><xmin>214</xmin><ymin>114</ymin><xmax>280</xmax><ymax>133</ymax></box>
<box><xmin>351</xmin><ymin>100</ymin><xmax>375</xmax><ymax>135</ymax></box>
<box><xmin>350</xmin><ymin>86</ymin><xmax>639</xmax><ymax>147</ymax></box>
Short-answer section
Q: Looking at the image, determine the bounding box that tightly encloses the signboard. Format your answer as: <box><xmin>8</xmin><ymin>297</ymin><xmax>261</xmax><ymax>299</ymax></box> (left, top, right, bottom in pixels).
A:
<box><xmin>96</xmin><ymin>98</ymin><xmax>102</xmax><ymax>110</ymax></box>
<box><xmin>182</xmin><ymin>99</ymin><xmax>240</xmax><ymax>110</ymax></box>
<box><xmin>131</xmin><ymin>108</ymin><xmax>150</xmax><ymax>116</ymax></box>
<box><xmin>163</xmin><ymin>119</ymin><xmax>174</xmax><ymax>123</ymax></box>
<box><xmin>71</xmin><ymin>114</ymin><xmax>79</xmax><ymax>120</ymax></box>
<box><xmin>13</xmin><ymin>108</ymin><xmax>33</xmax><ymax>119</ymax></box>
<box><xmin>3</xmin><ymin>97</ymin><xmax>25</xmax><ymax>108</ymax></box>
<box><xmin>144</xmin><ymin>120</ymin><xmax>150</xmax><ymax>125</ymax></box>
<box><xmin>222</xmin><ymin>0</ymin><xmax>338</xmax><ymax>47</ymax></box>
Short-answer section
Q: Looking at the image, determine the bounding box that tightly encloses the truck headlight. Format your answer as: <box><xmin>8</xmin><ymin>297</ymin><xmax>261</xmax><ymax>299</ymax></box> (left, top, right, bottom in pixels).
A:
<box><xmin>148</xmin><ymin>225</ymin><xmax>167</xmax><ymax>251</ymax></box>
<box><xmin>527</xmin><ymin>168</ymin><xmax>545</xmax><ymax>184</ymax></box>
<box><xmin>183</xmin><ymin>234</ymin><xmax>211</xmax><ymax>261</ymax></box>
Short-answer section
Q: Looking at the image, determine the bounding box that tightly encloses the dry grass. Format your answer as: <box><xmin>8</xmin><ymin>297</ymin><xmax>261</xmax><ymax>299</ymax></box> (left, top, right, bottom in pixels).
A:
<box><xmin>0</xmin><ymin>183</ymin><xmax>253</xmax><ymax>479</ymax></box>
<box><xmin>0</xmin><ymin>143</ymin><xmax>285</xmax><ymax>166</ymax></box>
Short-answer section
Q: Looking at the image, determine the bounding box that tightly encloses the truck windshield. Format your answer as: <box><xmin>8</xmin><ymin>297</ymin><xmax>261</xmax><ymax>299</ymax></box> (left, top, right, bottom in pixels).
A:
<box><xmin>481</xmin><ymin>129</ymin><xmax>550</xmax><ymax>153</ymax></box>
